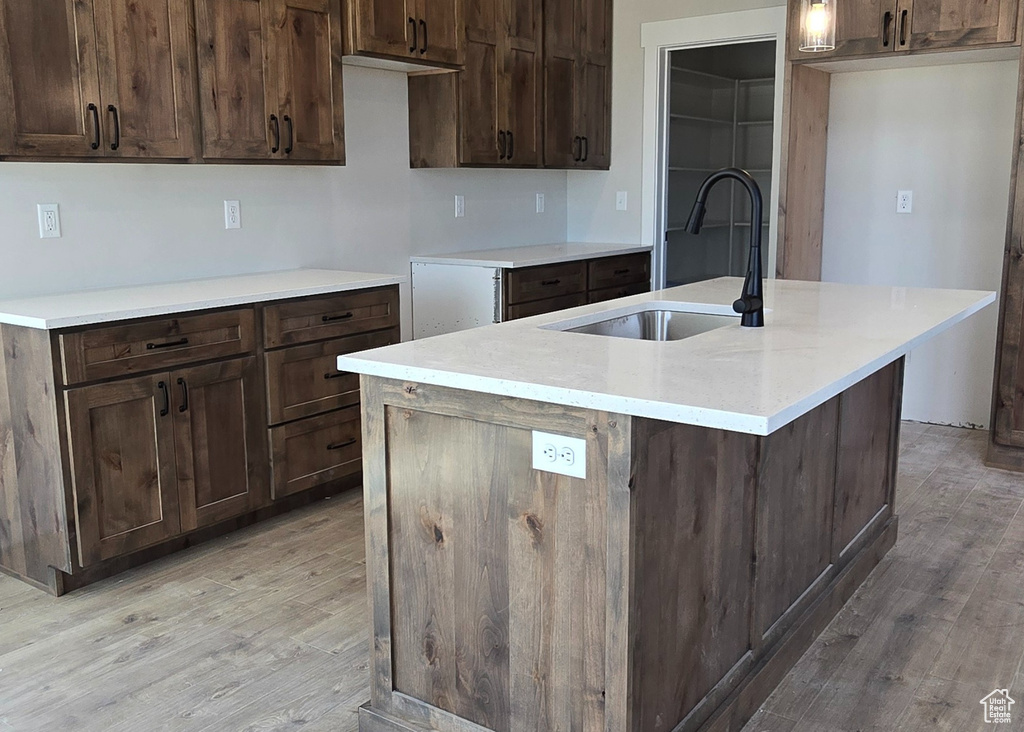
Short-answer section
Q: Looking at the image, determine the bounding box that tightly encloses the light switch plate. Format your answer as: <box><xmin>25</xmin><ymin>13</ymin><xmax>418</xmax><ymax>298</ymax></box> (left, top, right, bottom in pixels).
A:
<box><xmin>455</xmin><ymin>195</ymin><xmax>466</xmax><ymax>219</ymax></box>
<box><xmin>37</xmin><ymin>204</ymin><xmax>61</xmax><ymax>239</ymax></box>
<box><xmin>532</xmin><ymin>430</ymin><xmax>587</xmax><ymax>480</ymax></box>
<box><xmin>616</xmin><ymin>191</ymin><xmax>628</xmax><ymax>211</ymax></box>
<box><xmin>536</xmin><ymin>193</ymin><xmax>545</xmax><ymax>214</ymax></box>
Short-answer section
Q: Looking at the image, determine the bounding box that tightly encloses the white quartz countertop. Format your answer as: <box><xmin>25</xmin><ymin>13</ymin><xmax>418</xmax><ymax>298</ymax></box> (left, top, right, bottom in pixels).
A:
<box><xmin>411</xmin><ymin>242</ymin><xmax>652</xmax><ymax>268</ymax></box>
<box><xmin>0</xmin><ymin>269</ymin><xmax>405</xmax><ymax>330</ymax></box>
<box><xmin>338</xmin><ymin>278</ymin><xmax>995</xmax><ymax>435</ymax></box>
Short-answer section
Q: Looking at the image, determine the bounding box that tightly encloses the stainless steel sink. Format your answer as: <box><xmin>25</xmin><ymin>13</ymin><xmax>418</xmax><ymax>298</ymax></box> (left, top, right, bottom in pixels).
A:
<box><xmin>555</xmin><ymin>306</ymin><xmax>740</xmax><ymax>342</ymax></box>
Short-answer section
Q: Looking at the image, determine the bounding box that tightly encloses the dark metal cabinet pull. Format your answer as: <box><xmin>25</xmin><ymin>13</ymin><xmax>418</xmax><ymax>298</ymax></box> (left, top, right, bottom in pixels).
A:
<box><xmin>322</xmin><ymin>312</ymin><xmax>354</xmax><ymax>323</ymax></box>
<box><xmin>573</xmin><ymin>136</ymin><xmax>582</xmax><ymax>162</ymax></box>
<box><xmin>324</xmin><ymin>371</ymin><xmax>347</xmax><ymax>380</ymax></box>
<box><xmin>582</xmin><ymin>136</ymin><xmax>589</xmax><ymax>162</ymax></box>
<box><xmin>499</xmin><ymin>130</ymin><xmax>507</xmax><ymax>160</ymax></box>
<box><xmin>882</xmin><ymin>11</ymin><xmax>893</xmax><ymax>46</ymax></box>
<box><xmin>327</xmin><ymin>438</ymin><xmax>357</xmax><ymax>451</ymax></box>
<box><xmin>614</xmin><ymin>268</ymin><xmax>631</xmax><ymax>275</ymax></box>
<box><xmin>283</xmin><ymin>115</ymin><xmax>294</xmax><ymax>155</ymax></box>
<box><xmin>419</xmin><ymin>19</ymin><xmax>427</xmax><ymax>53</ymax></box>
<box><xmin>507</xmin><ymin>130</ymin><xmax>514</xmax><ymax>161</ymax></box>
<box><xmin>541</xmin><ymin>279</ymin><xmax>561</xmax><ymax>286</ymax></box>
<box><xmin>899</xmin><ymin>9</ymin><xmax>908</xmax><ymax>46</ymax></box>
<box><xmin>409</xmin><ymin>17</ymin><xmax>417</xmax><ymax>53</ymax></box>
<box><xmin>147</xmin><ymin>338</ymin><xmax>189</xmax><ymax>350</ymax></box>
<box><xmin>87</xmin><ymin>104</ymin><xmax>100</xmax><ymax>150</ymax></box>
<box><xmin>107</xmin><ymin>105</ymin><xmax>120</xmax><ymax>151</ymax></box>
<box><xmin>270</xmin><ymin>114</ymin><xmax>280</xmax><ymax>153</ymax></box>
<box><xmin>177</xmin><ymin>378</ymin><xmax>189</xmax><ymax>413</ymax></box>
<box><xmin>158</xmin><ymin>381</ymin><xmax>170</xmax><ymax>417</ymax></box>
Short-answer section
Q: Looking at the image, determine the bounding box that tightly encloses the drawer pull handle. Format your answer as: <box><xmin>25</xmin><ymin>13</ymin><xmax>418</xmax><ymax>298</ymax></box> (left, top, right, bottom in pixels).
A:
<box><xmin>87</xmin><ymin>103</ymin><xmax>100</xmax><ymax>150</ymax></box>
<box><xmin>324</xmin><ymin>372</ymin><xmax>347</xmax><ymax>380</ymax></box>
<box><xmin>322</xmin><ymin>313</ymin><xmax>354</xmax><ymax>323</ymax></box>
<box><xmin>177</xmin><ymin>378</ymin><xmax>189</xmax><ymax>413</ymax></box>
<box><xmin>147</xmin><ymin>338</ymin><xmax>190</xmax><ymax>350</ymax></box>
<box><xmin>614</xmin><ymin>268</ymin><xmax>631</xmax><ymax>275</ymax></box>
<box><xmin>108</xmin><ymin>105</ymin><xmax>120</xmax><ymax>151</ymax></box>
<box><xmin>327</xmin><ymin>438</ymin><xmax>357</xmax><ymax>451</ymax></box>
<box><xmin>158</xmin><ymin>381</ymin><xmax>170</xmax><ymax>417</ymax></box>
<box><xmin>541</xmin><ymin>279</ymin><xmax>561</xmax><ymax>286</ymax></box>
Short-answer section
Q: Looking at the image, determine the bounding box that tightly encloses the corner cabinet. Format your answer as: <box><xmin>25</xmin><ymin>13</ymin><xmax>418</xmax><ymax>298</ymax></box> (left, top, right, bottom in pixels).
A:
<box><xmin>0</xmin><ymin>0</ymin><xmax>198</xmax><ymax>160</ymax></box>
<box><xmin>343</xmin><ymin>0</ymin><xmax>463</xmax><ymax>68</ymax></box>
<box><xmin>0</xmin><ymin>284</ymin><xmax>400</xmax><ymax>595</ymax></box>
<box><xmin>786</xmin><ymin>0</ymin><xmax>1020</xmax><ymax>61</ymax></box>
<box><xmin>194</xmin><ymin>0</ymin><xmax>345</xmax><ymax>163</ymax></box>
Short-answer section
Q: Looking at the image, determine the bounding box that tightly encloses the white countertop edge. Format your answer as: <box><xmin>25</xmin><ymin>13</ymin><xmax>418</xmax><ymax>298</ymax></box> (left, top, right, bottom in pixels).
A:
<box><xmin>339</xmin><ymin>290</ymin><xmax>996</xmax><ymax>436</ymax></box>
<box><xmin>0</xmin><ymin>272</ymin><xmax>406</xmax><ymax>330</ymax></box>
<box><xmin>411</xmin><ymin>244</ymin><xmax>653</xmax><ymax>269</ymax></box>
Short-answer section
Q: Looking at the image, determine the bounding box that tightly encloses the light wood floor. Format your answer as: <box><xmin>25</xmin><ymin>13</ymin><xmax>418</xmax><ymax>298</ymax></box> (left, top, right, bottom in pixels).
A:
<box><xmin>0</xmin><ymin>423</ymin><xmax>1021</xmax><ymax>731</ymax></box>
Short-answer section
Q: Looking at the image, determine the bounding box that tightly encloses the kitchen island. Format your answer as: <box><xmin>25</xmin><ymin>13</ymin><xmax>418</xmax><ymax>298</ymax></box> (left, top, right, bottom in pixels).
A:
<box><xmin>338</xmin><ymin>278</ymin><xmax>994</xmax><ymax>732</ymax></box>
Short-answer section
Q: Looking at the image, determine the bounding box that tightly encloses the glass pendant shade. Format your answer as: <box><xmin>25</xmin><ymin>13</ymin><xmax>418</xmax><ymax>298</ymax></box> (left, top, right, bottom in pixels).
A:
<box><xmin>799</xmin><ymin>0</ymin><xmax>836</xmax><ymax>52</ymax></box>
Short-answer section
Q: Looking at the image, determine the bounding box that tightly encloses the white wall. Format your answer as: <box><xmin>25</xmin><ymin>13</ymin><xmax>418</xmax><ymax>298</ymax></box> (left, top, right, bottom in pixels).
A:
<box><xmin>0</xmin><ymin>66</ymin><xmax>569</xmax><ymax>334</ymax></box>
<box><xmin>565</xmin><ymin>0</ymin><xmax>785</xmax><ymax>244</ymax></box>
<box><xmin>821</xmin><ymin>61</ymin><xmax>1018</xmax><ymax>428</ymax></box>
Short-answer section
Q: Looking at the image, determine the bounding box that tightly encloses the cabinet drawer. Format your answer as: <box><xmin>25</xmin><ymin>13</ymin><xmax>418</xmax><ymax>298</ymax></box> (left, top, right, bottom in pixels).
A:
<box><xmin>506</xmin><ymin>293</ymin><xmax>587</xmax><ymax>321</ymax></box>
<box><xmin>270</xmin><ymin>407</ymin><xmax>363</xmax><ymax>499</ymax></box>
<box><xmin>588</xmin><ymin>281</ymin><xmax>651</xmax><ymax>305</ymax></box>
<box><xmin>60</xmin><ymin>309</ymin><xmax>256</xmax><ymax>385</ymax></box>
<box><xmin>266</xmin><ymin>329</ymin><xmax>399</xmax><ymax>426</ymax></box>
<box><xmin>263</xmin><ymin>287</ymin><xmax>400</xmax><ymax>348</ymax></box>
<box><xmin>505</xmin><ymin>261</ymin><xmax>587</xmax><ymax>305</ymax></box>
<box><xmin>588</xmin><ymin>253</ymin><xmax>651</xmax><ymax>291</ymax></box>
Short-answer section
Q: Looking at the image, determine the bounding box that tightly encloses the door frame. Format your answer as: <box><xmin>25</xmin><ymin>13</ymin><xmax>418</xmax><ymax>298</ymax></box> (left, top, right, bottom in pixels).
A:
<box><xmin>641</xmin><ymin>7</ymin><xmax>787</xmax><ymax>289</ymax></box>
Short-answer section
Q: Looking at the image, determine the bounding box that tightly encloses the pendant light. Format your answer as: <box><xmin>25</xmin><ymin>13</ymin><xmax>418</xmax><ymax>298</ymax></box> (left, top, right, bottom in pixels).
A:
<box><xmin>799</xmin><ymin>0</ymin><xmax>836</xmax><ymax>52</ymax></box>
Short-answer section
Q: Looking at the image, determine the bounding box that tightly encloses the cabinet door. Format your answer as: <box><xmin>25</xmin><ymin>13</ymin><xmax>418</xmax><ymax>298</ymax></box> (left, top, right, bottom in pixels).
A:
<box><xmin>899</xmin><ymin>0</ymin><xmax>1018</xmax><ymax>49</ymax></box>
<box><xmin>267</xmin><ymin>0</ymin><xmax>345</xmax><ymax>163</ymax></box>
<box><xmin>65</xmin><ymin>374</ymin><xmax>180</xmax><ymax>567</ymax></box>
<box><xmin>503</xmin><ymin>0</ymin><xmax>542</xmax><ymax>167</ymax></box>
<box><xmin>194</xmin><ymin>0</ymin><xmax>276</xmax><ymax>160</ymax></box>
<box><xmin>460</xmin><ymin>0</ymin><xmax>502</xmax><ymax>165</ymax></box>
<box><xmin>576</xmin><ymin>0</ymin><xmax>611</xmax><ymax>169</ymax></box>
<box><xmin>787</xmin><ymin>0</ymin><xmax>896</xmax><ymax>60</ymax></box>
<box><xmin>91</xmin><ymin>0</ymin><xmax>198</xmax><ymax>159</ymax></box>
<box><xmin>416</xmin><ymin>0</ymin><xmax>462</xmax><ymax>66</ymax></box>
<box><xmin>543</xmin><ymin>0</ymin><xmax>580</xmax><ymax>167</ymax></box>
<box><xmin>0</xmin><ymin>0</ymin><xmax>105</xmax><ymax>158</ymax></box>
<box><xmin>346</xmin><ymin>0</ymin><xmax>415</xmax><ymax>60</ymax></box>
<box><xmin>173</xmin><ymin>358</ymin><xmax>269</xmax><ymax>532</ymax></box>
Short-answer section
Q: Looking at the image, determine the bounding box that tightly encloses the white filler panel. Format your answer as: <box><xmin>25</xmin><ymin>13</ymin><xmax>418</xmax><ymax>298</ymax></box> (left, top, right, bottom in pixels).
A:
<box><xmin>412</xmin><ymin>262</ymin><xmax>502</xmax><ymax>340</ymax></box>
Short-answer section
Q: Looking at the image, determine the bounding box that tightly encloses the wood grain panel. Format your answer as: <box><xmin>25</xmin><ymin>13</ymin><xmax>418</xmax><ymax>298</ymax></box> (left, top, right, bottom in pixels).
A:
<box><xmin>505</xmin><ymin>261</ymin><xmax>587</xmax><ymax>305</ymax></box>
<box><xmin>502</xmin><ymin>0</ymin><xmax>542</xmax><ymax>168</ymax></box>
<box><xmin>629</xmin><ymin>419</ymin><xmax>759</xmax><ymax>731</ymax></box>
<box><xmin>408</xmin><ymin>71</ymin><xmax>459</xmax><ymax>168</ymax></box>
<box><xmin>505</xmin><ymin>293</ymin><xmax>586</xmax><ymax>321</ymax></box>
<box><xmin>415</xmin><ymin>0</ymin><xmax>463</xmax><ymax>66</ymax></box>
<box><xmin>263</xmin><ymin>286</ymin><xmax>400</xmax><ymax>348</ymax></box>
<box><xmin>343</xmin><ymin>0</ymin><xmax>413</xmax><ymax>60</ymax></box>
<box><xmin>755</xmin><ymin>397</ymin><xmax>840</xmax><ymax>640</ymax></box>
<box><xmin>587</xmin><ymin>282</ymin><xmax>650</xmax><ymax>304</ymax></box>
<box><xmin>59</xmin><ymin>308</ymin><xmax>256</xmax><ymax>385</ymax></box>
<box><xmin>269</xmin><ymin>405</ymin><xmax>362</xmax><ymax>498</ymax></box>
<box><xmin>587</xmin><ymin>253</ymin><xmax>652</xmax><ymax>291</ymax></box>
<box><xmin>787</xmin><ymin>0</ymin><xmax>892</xmax><ymax>61</ymax></box>
<box><xmin>902</xmin><ymin>0</ymin><xmax>1019</xmax><ymax>50</ymax></box>
<box><xmin>542</xmin><ymin>0</ymin><xmax>578</xmax><ymax>168</ymax></box>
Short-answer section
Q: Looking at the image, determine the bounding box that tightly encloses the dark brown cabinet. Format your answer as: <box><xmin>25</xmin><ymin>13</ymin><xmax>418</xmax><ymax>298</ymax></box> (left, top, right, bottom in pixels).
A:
<box><xmin>0</xmin><ymin>0</ymin><xmax>197</xmax><ymax>159</ymax></box>
<box><xmin>344</xmin><ymin>0</ymin><xmax>463</xmax><ymax>67</ymax></box>
<box><xmin>408</xmin><ymin>0</ymin><xmax>542</xmax><ymax>168</ymax></box>
<box><xmin>543</xmin><ymin>0</ymin><xmax>612</xmax><ymax>169</ymax></box>
<box><xmin>787</xmin><ymin>0</ymin><xmax>1019</xmax><ymax>60</ymax></box>
<box><xmin>194</xmin><ymin>0</ymin><xmax>345</xmax><ymax>163</ymax></box>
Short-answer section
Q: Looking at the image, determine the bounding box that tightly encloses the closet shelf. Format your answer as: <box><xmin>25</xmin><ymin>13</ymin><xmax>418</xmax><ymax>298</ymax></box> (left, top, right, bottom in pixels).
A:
<box><xmin>671</xmin><ymin>113</ymin><xmax>733</xmax><ymax>125</ymax></box>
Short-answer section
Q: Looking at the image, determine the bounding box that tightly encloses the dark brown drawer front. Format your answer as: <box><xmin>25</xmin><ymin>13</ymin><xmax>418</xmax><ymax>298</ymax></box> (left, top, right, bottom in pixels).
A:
<box><xmin>60</xmin><ymin>309</ymin><xmax>256</xmax><ymax>385</ymax></box>
<box><xmin>266</xmin><ymin>328</ymin><xmax>398</xmax><ymax>426</ymax></box>
<box><xmin>263</xmin><ymin>286</ymin><xmax>400</xmax><ymax>348</ymax></box>
<box><xmin>506</xmin><ymin>293</ymin><xmax>587</xmax><ymax>321</ymax></box>
<box><xmin>588</xmin><ymin>281</ymin><xmax>651</xmax><ymax>305</ymax></box>
<box><xmin>270</xmin><ymin>406</ymin><xmax>363</xmax><ymax>499</ymax></box>
<box><xmin>588</xmin><ymin>253</ymin><xmax>651</xmax><ymax>291</ymax></box>
<box><xmin>506</xmin><ymin>261</ymin><xmax>587</xmax><ymax>305</ymax></box>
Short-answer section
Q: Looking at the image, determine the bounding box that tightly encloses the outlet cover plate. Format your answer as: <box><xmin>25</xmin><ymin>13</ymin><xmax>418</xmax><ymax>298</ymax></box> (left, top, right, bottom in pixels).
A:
<box><xmin>532</xmin><ymin>430</ymin><xmax>587</xmax><ymax>479</ymax></box>
<box><xmin>897</xmin><ymin>190</ymin><xmax>913</xmax><ymax>214</ymax></box>
<box><xmin>224</xmin><ymin>200</ymin><xmax>241</xmax><ymax>229</ymax></box>
<box><xmin>37</xmin><ymin>203</ymin><xmax>61</xmax><ymax>239</ymax></box>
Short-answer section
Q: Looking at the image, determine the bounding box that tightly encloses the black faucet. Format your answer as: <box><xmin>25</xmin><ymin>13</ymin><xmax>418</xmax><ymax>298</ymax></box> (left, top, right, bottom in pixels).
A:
<box><xmin>685</xmin><ymin>168</ymin><xmax>765</xmax><ymax>328</ymax></box>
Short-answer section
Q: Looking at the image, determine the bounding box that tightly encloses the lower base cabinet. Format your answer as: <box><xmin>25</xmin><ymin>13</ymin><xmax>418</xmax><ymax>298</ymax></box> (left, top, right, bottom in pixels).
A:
<box><xmin>270</xmin><ymin>405</ymin><xmax>363</xmax><ymax>499</ymax></box>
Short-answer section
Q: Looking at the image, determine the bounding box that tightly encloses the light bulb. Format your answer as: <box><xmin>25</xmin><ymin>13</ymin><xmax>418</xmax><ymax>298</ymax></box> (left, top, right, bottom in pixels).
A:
<box><xmin>806</xmin><ymin>3</ymin><xmax>829</xmax><ymax>36</ymax></box>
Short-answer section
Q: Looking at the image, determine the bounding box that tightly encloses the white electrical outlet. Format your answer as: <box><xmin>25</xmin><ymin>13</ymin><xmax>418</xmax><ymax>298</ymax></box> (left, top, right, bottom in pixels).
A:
<box><xmin>224</xmin><ymin>200</ymin><xmax>241</xmax><ymax>229</ymax></box>
<box><xmin>37</xmin><ymin>204</ymin><xmax>61</xmax><ymax>239</ymax></box>
<box><xmin>455</xmin><ymin>195</ymin><xmax>466</xmax><ymax>218</ymax></box>
<box><xmin>532</xmin><ymin>431</ymin><xmax>587</xmax><ymax>479</ymax></box>
<box><xmin>536</xmin><ymin>193</ymin><xmax>545</xmax><ymax>214</ymax></box>
<box><xmin>897</xmin><ymin>190</ymin><xmax>913</xmax><ymax>214</ymax></box>
<box><xmin>616</xmin><ymin>191</ymin><xmax>628</xmax><ymax>211</ymax></box>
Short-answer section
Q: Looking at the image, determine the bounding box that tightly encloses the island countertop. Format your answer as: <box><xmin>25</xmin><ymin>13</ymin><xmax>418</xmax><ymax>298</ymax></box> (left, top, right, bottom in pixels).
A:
<box><xmin>338</xmin><ymin>277</ymin><xmax>994</xmax><ymax>435</ymax></box>
<box><xmin>0</xmin><ymin>268</ymin><xmax>405</xmax><ymax>330</ymax></box>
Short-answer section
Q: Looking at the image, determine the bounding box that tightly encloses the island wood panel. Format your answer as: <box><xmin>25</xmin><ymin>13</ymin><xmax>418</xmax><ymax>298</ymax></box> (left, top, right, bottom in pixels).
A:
<box><xmin>0</xmin><ymin>325</ymin><xmax>72</xmax><ymax>591</ymax></box>
<box><xmin>754</xmin><ymin>396</ymin><xmax>840</xmax><ymax>642</ymax></box>
<box><xmin>628</xmin><ymin>419</ymin><xmax>759</xmax><ymax>732</ymax></box>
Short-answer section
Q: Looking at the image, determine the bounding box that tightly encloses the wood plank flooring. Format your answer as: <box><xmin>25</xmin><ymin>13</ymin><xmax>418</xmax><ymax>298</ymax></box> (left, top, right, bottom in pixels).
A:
<box><xmin>0</xmin><ymin>423</ymin><xmax>1022</xmax><ymax>731</ymax></box>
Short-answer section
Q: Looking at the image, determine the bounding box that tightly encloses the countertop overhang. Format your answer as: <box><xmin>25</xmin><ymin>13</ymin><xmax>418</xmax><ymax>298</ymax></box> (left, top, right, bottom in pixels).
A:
<box><xmin>0</xmin><ymin>269</ymin><xmax>406</xmax><ymax>330</ymax></box>
<box><xmin>337</xmin><ymin>277</ymin><xmax>995</xmax><ymax>435</ymax></box>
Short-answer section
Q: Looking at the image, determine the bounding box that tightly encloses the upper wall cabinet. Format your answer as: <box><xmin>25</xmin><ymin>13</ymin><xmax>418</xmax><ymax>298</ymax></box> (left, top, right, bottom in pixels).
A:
<box><xmin>544</xmin><ymin>0</ymin><xmax>612</xmax><ymax>170</ymax></box>
<box><xmin>0</xmin><ymin>0</ymin><xmax>198</xmax><ymax>159</ymax></box>
<box><xmin>787</xmin><ymin>0</ymin><xmax>1020</xmax><ymax>61</ymax></box>
<box><xmin>407</xmin><ymin>0</ymin><xmax>542</xmax><ymax>167</ymax></box>
<box><xmin>344</xmin><ymin>0</ymin><xmax>463</xmax><ymax>68</ymax></box>
<box><xmin>195</xmin><ymin>0</ymin><xmax>345</xmax><ymax>163</ymax></box>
